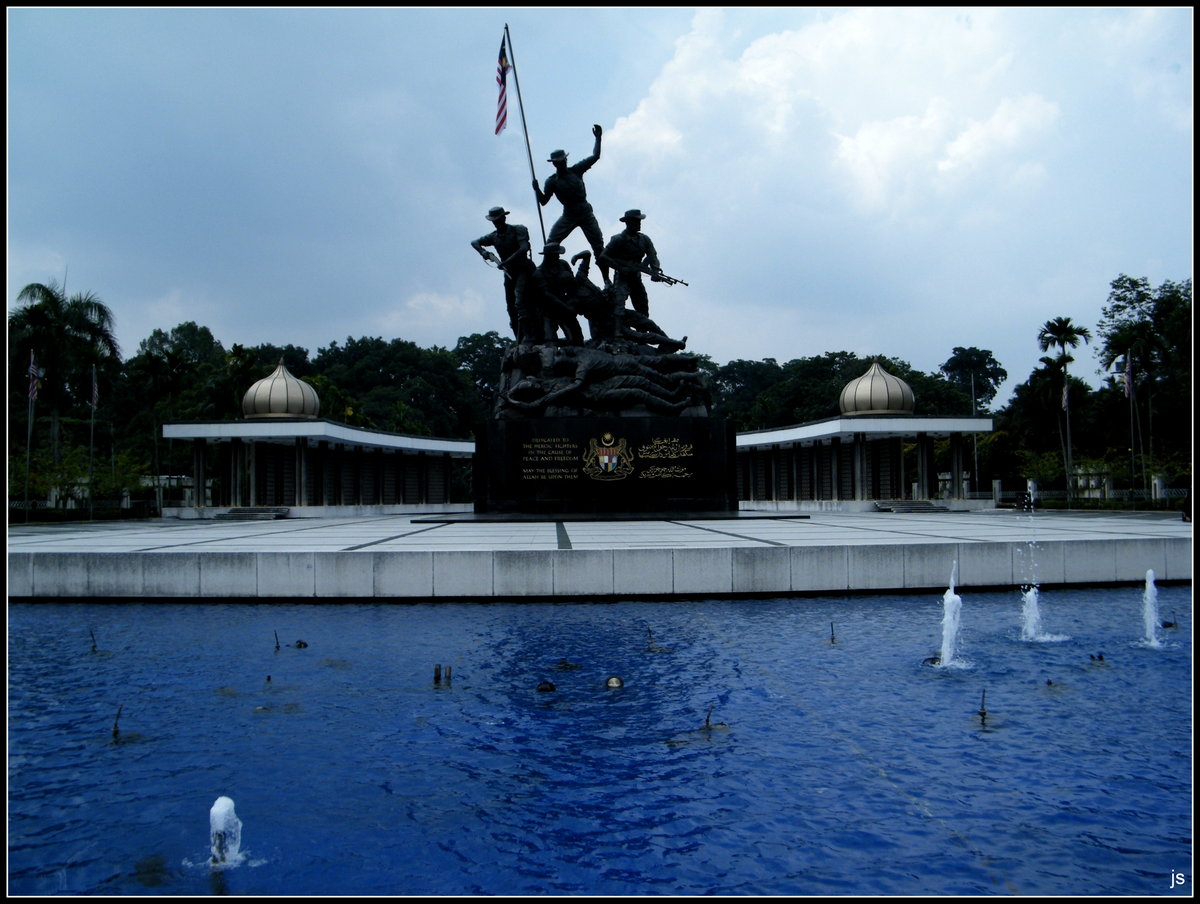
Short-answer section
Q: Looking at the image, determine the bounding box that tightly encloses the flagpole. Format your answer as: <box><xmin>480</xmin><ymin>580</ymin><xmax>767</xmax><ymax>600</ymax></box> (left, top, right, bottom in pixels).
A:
<box><xmin>1126</xmin><ymin>351</ymin><xmax>1136</xmax><ymax>508</ymax></box>
<box><xmin>504</xmin><ymin>23</ymin><xmax>547</xmax><ymax>245</ymax></box>
<box><xmin>25</xmin><ymin>351</ymin><xmax>36</xmax><ymax>523</ymax></box>
<box><xmin>26</xmin><ymin>389</ymin><xmax>34</xmax><ymax>523</ymax></box>
<box><xmin>89</xmin><ymin>364</ymin><xmax>96</xmax><ymax>520</ymax></box>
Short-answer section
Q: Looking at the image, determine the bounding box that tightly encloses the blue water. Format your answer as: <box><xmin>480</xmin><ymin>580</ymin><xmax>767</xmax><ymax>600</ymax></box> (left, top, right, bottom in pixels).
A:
<box><xmin>7</xmin><ymin>586</ymin><xmax>1192</xmax><ymax>896</ymax></box>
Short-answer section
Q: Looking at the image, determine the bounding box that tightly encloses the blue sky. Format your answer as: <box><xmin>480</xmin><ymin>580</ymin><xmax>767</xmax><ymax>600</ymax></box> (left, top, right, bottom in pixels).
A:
<box><xmin>7</xmin><ymin>7</ymin><xmax>1193</xmax><ymax>405</ymax></box>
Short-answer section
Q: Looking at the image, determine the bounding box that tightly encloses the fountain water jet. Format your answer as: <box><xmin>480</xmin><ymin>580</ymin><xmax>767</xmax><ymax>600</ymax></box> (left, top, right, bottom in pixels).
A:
<box><xmin>1019</xmin><ymin>584</ymin><xmax>1069</xmax><ymax>643</ymax></box>
<box><xmin>1020</xmin><ymin>585</ymin><xmax>1042</xmax><ymax>641</ymax></box>
<box><xmin>937</xmin><ymin>562</ymin><xmax>963</xmax><ymax>668</ymax></box>
<box><xmin>209</xmin><ymin>796</ymin><xmax>243</xmax><ymax>866</ymax></box>
<box><xmin>1141</xmin><ymin>570</ymin><xmax>1163</xmax><ymax>649</ymax></box>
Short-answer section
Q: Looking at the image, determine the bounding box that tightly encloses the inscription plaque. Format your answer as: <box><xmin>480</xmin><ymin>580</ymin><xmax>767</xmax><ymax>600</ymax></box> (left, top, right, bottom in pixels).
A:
<box><xmin>475</xmin><ymin>417</ymin><xmax>736</xmax><ymax>515</ymax></box>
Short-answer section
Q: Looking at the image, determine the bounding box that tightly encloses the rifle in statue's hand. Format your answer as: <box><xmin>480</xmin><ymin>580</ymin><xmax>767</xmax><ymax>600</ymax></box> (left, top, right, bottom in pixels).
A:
<box><xmin>637</xmin><ymin>263</ymin><xmax>688</xmax><ymax>287</ymax></box>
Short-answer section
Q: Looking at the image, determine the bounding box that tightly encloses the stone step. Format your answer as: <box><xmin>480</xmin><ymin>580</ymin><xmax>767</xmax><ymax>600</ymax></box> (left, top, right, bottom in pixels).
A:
<box><xmin>215</xmin><ymin>507</ymin><xmax>290</xmax><ymax>521</ymax></box>
<box><xmin>874</xmin><ymin>500</ymin><xmax>951</xmax><ymax>513</ymax></box>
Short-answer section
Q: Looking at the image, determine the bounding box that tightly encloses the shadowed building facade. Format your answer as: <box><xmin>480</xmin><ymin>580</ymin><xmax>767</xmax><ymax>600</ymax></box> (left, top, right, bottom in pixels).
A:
<box><xmin>163</xmin><ymin>362</ymin><xmax>472</xmax><ymax>516</ymax></box>
<box><xmin>735</xmin><ymin>362</ymin><xmax>993</xmax><ymax>510</ymax></box>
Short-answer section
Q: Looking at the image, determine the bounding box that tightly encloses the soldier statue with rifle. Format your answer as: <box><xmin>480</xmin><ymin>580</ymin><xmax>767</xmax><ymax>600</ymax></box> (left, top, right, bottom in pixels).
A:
<box><xmin>600</xmin><ymin>209</ymin><xmax>686</xmax><ymax>319</ymax></box>
<box><xmin>471</xmin><ymin>206</ymin><xmax>539</xmax><ymax>343</ymax></box>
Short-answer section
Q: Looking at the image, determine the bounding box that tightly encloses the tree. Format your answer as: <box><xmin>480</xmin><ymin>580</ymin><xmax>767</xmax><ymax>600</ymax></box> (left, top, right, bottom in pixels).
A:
<box><xmin>9</xmin><ymin>281</ymin><xmax>121</xmax><ymax>463</ymax></box>
<box><xmin>311</xmin><ymin>336</ymin><xmax>479</xmax><ymax>438</ymax></box>
<box><xmin>939</xmin><ymin>347</ymin><xmax>1008</xmax><ymax>412</ymax></box>
<box><xmin>710</xmin><ymin>358</ymin><xmax>784</xmax><ymax>430</ymax></box>
<box><xmin>1095</xmin><ymin>275</ymin><xmax>1192</xmax><ymax>468</ymax></box>
<box><xmin>1036</xmin><ymin>316</ymin><xmax>1092</xmax><ymax>504</ymax></box>
<box><xmin>452</xmin><ymin>331</ymin><xmax>512</xmax><ymax>417</ymax></box>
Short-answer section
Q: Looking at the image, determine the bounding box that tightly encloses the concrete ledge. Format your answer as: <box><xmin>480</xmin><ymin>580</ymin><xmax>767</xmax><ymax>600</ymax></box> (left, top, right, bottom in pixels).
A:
<box><xmin>315</xmin><ymin>551</ymin><xmax>374</xmax><ymax>598</ymax></box>
<box><xmin>8</xmin><ymin>536</ymin><xmax>1190</xmax><ymax>600</ymax></box>
<box><xmin>432</xmin><ymin>551</ymin><xmax>493</xmax><ymax>598</ymax></box>
<box><xmin>613</xmin><ymin>549</ymin><xmax>673</xmax><ymax>596</ymax></box>
<box><xmin>258</xmin><ymin>552</ymin><xmax>316</xmax><ymax>597</ymax></box>
<box><xmin>847</xmin><ymin>545</ymin><xmax>907</xmax><ymax>591</ymax></box>
<box><xmin>554</xmin><ymin>549</ymin><xmax>615</xmax><ymax>597</ymax></box>
<box><xmin>200</xmin><ymin>553</ymin><xmax>257</xmax><ymax>597</ymax></box>
<box><xmin>495</xmin><ymin>551</ymin><xmax>555</xmax><ymax>597</ymax></box>
<box><xmin>733</xmin><ymin>547</ymin><xmax>791</xmax><ymax>593</ymax></box>
<box><xmin>673</xmin><ymin>548</ymin><xmax>733</xmax><ymax>595</ymax></box>
<box><xmin>958</xmin><ymin>543</ymin><xmax>1015</xmax><ymax>587</ymax></box>
<box><xmin>89</xmin><ymin>553</ymin><xmax>146</xmax><ymax>597</ymax></box>
<box><xmin>790</xmin><ymin>546</ymin><xmax>849</xmax><ymax>592</ymax></box>
<box><xmin>375</xmin><ymin>552</ymin><xmax>435</xmax><ymax>599</ymax></box>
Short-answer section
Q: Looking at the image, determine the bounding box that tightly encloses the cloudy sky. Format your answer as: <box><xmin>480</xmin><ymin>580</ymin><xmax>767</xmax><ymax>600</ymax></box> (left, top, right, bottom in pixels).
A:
<box><xmin>8</xmin><ymin>7</ymin><xmax>1192</xmax><ymax>405</ymax></box>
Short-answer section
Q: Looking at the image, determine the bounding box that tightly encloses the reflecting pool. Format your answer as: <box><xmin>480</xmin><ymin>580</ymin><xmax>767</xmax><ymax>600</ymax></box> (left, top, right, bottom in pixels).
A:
<box><xmin>7</xmin><ymin>585</ymin><xmax>1192</xmax><ymax>896</ymax></box>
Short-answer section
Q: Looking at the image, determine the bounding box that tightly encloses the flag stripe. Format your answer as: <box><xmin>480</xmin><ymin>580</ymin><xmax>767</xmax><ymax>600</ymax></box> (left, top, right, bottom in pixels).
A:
<box><xmin>495</xmin><ymin>35</ymin><xmax>510</xmax><ymax>135</ymax></box>
<box><xmin>28</xmin><ymin>351</ymin><xmax>39</xmax><ymax>402</ymax></box>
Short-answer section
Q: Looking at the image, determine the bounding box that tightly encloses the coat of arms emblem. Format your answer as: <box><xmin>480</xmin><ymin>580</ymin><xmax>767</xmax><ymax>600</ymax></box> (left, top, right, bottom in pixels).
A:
<box><xmin>583</xmin><ymin>432</ymin><xmax>634</xmax><ymax>480</ymax></box>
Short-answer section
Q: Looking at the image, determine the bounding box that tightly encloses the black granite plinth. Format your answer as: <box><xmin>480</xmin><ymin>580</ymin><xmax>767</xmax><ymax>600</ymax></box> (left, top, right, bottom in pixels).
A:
<box><xmin>475</xmin><ymin>417</ymin><xmax>737</xmax><ymax>515</ymax></box>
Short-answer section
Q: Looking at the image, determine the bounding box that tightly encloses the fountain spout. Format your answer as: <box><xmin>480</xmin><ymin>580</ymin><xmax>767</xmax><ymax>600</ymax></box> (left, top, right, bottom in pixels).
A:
<box><xmin>210</xmin><ymin>796</ymin><xmax>243</xmax><ymax>866</ymax></box>
<box><xmin>1142</xmin><ymin>570</ymin><xmax>1163</xmax><ymax>648</ymax></box>
<box><xmin>938</xmin><ymin>562</ymin><xmax>962</xmax><ymax>667</ymax></box>
<box><xmin>1020</xmin><ymin>585</ymin><xmax>1043</xmax><ymax>641</ymax></box>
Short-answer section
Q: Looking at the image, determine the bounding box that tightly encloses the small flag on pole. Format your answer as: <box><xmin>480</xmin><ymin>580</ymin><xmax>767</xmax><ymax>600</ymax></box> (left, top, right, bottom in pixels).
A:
<box><xmin>91</xmin><ymin>365</ymin><xmax>100</xmax><ymax>411</ymax></box>
<box><xmin>1061</xmin><ymin>380</ymin><xmax>1069</xmax><ymax>411</ymax></box>
<box><xmin>495</xmin><ymin>34</ymin><xmax>511</xmax><ymax>135</ymax></box>
<box><xmin>1123</xmin><ymin>353</ymin><xmax>1132</xmax><ymax>399</ymax></box>
<box><xmin>28</xmin><ymin>351</ymin><xmax>39</xmax><ymax>402</ymax></box>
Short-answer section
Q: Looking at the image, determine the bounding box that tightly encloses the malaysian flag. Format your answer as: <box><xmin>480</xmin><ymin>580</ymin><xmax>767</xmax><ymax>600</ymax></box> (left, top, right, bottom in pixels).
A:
<box><xmin>27</xmin><ymin>351</ymin><xmax>39</xmax><ymax>402</ymax></box>
<box><xmin>1061</xmin><ymin>380</ymin><xmax>1069</xmax><ymax>411</ymax></box>
<box><xmin>495</xmin><ymin>35</ymin><xmax>511</xmax><ymax>135</ymax></box>
<box><xmin>1124</xmin><ymin>353</ymin><xmax>1133</xmax><ymax>399</ymax></box>
<box><xmin>91</xmin><ymin>365</ymin><xmax>99</xmax><ymax>411</ymax></box>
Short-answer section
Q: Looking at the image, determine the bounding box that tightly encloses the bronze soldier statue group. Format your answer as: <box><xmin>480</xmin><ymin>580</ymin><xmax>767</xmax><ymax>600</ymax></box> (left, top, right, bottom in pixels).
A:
<box><xmin>471</xmin><ymin>124</ymin><xmax>704</xmax><ymax>418</ymax></box>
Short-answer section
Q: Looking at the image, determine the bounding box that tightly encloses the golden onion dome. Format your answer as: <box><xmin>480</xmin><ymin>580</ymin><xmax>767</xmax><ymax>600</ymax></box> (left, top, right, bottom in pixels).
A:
<box><xmin>838</xmin><ymin>361</ymin><xmax>915</xmax><ymax>415</ymax></box>
<box><xmin>242</xmin><ymin>361</ymin><xmax>320</xmax><ymax>419</ymax></box>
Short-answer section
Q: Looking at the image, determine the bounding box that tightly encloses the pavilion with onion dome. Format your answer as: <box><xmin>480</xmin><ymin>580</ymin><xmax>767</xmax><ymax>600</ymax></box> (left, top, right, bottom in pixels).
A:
<box><xmin>163</xmin><ymin>358</ymin><xmax>992</xmax><ymax>517</ymax></box>
<box><xmin>162</xmin><ymin>361</ymin><xmax>473</xmax><ymax>516</ymax></box>
<box><xmin>734</xmin><ymin>360</ymin><xmax>993</xmax><ymax>510</ymax></box>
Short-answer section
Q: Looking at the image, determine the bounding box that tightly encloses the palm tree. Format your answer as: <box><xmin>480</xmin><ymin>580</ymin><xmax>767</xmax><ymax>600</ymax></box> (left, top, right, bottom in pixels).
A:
<box><xmin>9</xmin><ymin>280</ymin><xmax>121</xmax><ymax>464</ymax></box>
<box><xmin>1037</xmin><ymin>317</ymin><xmax>1091</xmax><ymax>505</ymax></box>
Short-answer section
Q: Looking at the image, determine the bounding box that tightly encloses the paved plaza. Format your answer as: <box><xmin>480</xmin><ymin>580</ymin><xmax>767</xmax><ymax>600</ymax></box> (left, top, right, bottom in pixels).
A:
<box><xmin>8</xmin><ymin>508</ymin><xmax>1191</xmax><ymax>600</ymax></box>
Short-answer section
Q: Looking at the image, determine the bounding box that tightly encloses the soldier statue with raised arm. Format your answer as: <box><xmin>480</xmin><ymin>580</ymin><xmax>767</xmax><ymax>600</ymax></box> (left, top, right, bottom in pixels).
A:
<box><xmin>533</xmin><ymin>124</ymin><xmax>610</xmax><ymax>287</ymax></box>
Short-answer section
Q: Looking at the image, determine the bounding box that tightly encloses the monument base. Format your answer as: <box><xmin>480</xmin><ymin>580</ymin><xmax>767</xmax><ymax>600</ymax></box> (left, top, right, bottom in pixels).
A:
<box><xmin>475</xmin><ymin>417</ymin><xmax>737</xmax><ymax>516</ymax></box>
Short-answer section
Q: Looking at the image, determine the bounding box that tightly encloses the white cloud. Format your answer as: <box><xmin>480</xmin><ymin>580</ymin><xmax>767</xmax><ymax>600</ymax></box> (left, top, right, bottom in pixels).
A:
<box><xmin>937</xmin><ymin>95</ymin><xmax>1059</xmax><ymax>177</ymax></box>
<box><xmin>6</xmin><ymin>7</ymin><xmax>1190</xmax><ymax>403</ymax></box>
<box><xmin>607</xmin><ymin>8</ymin><xmax>1061</xmax><ymax>220</ymax></box>
<box><xmin>833</xmin><ymin>99</ymin><xmax>952</xmax><ymax>212</ymax></box>
<box><xmin>376</xmin><ymin>289</ymin><xmax>489</xmax><ymax>346</ymax></box>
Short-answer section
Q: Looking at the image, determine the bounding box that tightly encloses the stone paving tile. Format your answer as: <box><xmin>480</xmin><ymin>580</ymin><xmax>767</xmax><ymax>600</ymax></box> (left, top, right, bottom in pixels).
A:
<box><xmin>7</xmin><ymin>510</ymin><xmax>1190</xmax><ymax>554</ymax></box>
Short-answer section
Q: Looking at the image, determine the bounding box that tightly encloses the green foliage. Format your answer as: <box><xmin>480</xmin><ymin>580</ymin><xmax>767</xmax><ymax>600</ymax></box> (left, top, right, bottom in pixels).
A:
<box><xmin>711</xmin><ymin>351</ymin><xmax>971</xmax><ymax>431</ymax></box>
<box><xmin>1016</xmin><ymin>450</ymin><xmax>1064</xmax><ymax>487</ymax></box>
<box><xmin>1036</xmin><ymin>316</ymin><xmax>1092</xmax><ymax>359</ymax></box>
<box><xmin>11</xmin><ymin>270</ymin><xmax>1188</xmax><ymax>508</ymax></box>
<box><xmin>711</xmin><ymin>358</ymin><xmax>783</xmax><ymax>430</ymax></box>
<box><xmin>92</xmin><ymin>449</ymin><xmax>148</xmax><ymax>499</ymax></box>
<box><xmin>453</xmin><ymin>331</ymin><xmax>512</xmax><ymax>415</ymax></box>
<box><xmin>9</xmin><ymin>281</ymin><xmax>122</xmax><ymax>465</ymax></box>
<box><xmin>939</xmin><ymin>347</ymin><xmax>1008</xmax><ymax>411</ymax></box>
<box><xmin>11</xmin><ymin>447</ymin><xmax>89</xmax><ymax>508</ymax></box>
<box><xmin>991</xmin><ymin>276</ymin><xmax>1191</xmax><ymax>490</ymax></box>
<box><xmin>311</xmin><ymin>336</ymin><xmax>480</xmax><ymax>437</ymax></box>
